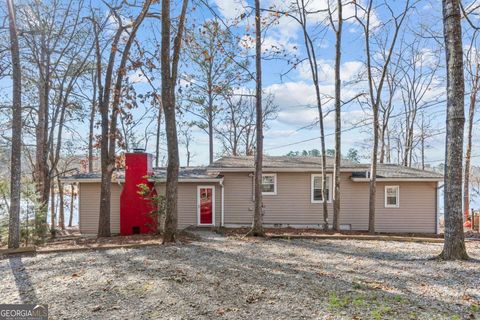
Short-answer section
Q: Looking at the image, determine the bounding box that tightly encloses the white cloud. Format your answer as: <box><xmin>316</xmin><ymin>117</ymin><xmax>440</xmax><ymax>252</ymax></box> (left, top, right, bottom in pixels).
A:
<box><xmin>264</xmin><ymin>129</ymin><xmax>299</xmax><ymax>139</ymax></box>
<box><xmin>128</xmin><ymin>72</ymin><xmax>148</xmax><ymax>84</ymax></box>
<box><xmin>265</xmin><ymin>0</ymin><xmax>380</xmax><ymax>29</ymax></box>
<box><xmin>297</xmin><ymin>59</ymin><xmax>364</xmax><ymax>85</ymax></box>
<box><xmin>266</xmin><ymin>81</ymin><xmax>317</xmax><ymax>110</ymax></box>
<box><xmin>214</xmin><ymin>0</ymin><xmax>247</xmax><ymax>21</ymax></box>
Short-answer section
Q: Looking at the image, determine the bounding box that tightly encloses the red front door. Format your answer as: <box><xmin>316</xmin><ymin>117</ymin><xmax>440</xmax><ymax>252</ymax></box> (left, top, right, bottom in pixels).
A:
<box><xmin>199</xmin><ymin>187</ymin><xmax>213</xmax><ymax>225</ymax></box>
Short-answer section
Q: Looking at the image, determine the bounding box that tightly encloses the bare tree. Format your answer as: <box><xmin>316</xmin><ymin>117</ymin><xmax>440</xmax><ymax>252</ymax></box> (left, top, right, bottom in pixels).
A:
<box><xmin>463</xmin><ymin>32</ymin><xmax>480</xmax><ymax>225</ymax></box>
<box><xmin>268</xmin><ymin>0</ymin><xmax>331</xmax><ymax>229</ymax></box>
<box><xmin>183</xmin><ymin>19</ymin><xmax>246</xmax><ymax>164</ymax></box>
<box><xmin>378</xmin><ymin>39</ymin><xmax>404</xmax><ymax>164</ymax></box>
<box><xmin>68</xmin><ymin>183</ymin><xmax>75</xmax><ymax>227</ymax></box>
<box><xmin>355</xmin><ymin>0</ymin><xmax>410</xmax><ymax>233</ymax></box>
<box><xmin>95</xmin><ymin>0</ymin><xmax>153</xmax><ymax>237</ymax></box>
<box><xmin>18</xmin><ymin>0</ymin><xmax>93</xmax><ymax>238</ymax></box>
<box><xmin>161</xmin><ymin>0</ymin><xmax>189</xmax><ymax>243</ymax></box>
<box><xmin>329</xmin><ymin>0</ymin><xmax>343</xmax><ymax>231</ymax></box>
<box><xmin>7</xmin><ymin>0</ymin><xmax>21</xmax><ymax>249</ymax></box>
<box><xmin>88</xmin><ymin>69</ymin><xmax>98</xmax><ymax>173</ymax></box>
<box><xmin>398</xmin><ymin>39</ymin><xmax>440</xmax><ymax>167</ymax></box>
<box><xmin>440</xmin><ymin>0</ymin><xmax>468</xmax><ymax>260</ymax></box>
<box><xmin>251</xmin><ymin>0</ymin><xmax>265</xmax><ymax>237</ymax></box>
<box><xmin>179</xmin><ymin>122</ymin><xmax>195</xmax><ymax>167</ymax></box>
<box><xmin>217</xmin><ymin>93</ymin><xmax>277</xmax><ymax>156</ymax></box>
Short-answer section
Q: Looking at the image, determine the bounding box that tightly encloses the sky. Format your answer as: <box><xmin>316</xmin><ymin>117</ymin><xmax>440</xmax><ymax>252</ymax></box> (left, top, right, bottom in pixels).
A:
<box><xmin>148</xmin><ymin>0</ymin><xmax>456</xmax><ymax>167</ymax></box>
<box><xmin>1</xmin><ymin>0</ymin><xmax>479</xmax><ymax>171</ymax></box>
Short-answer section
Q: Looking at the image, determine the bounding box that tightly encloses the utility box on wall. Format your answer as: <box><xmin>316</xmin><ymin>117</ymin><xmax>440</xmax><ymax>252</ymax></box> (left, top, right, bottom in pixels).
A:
<box><xmin>120</xmin><ymin>151</ymin><xmax>157</xmax><ymax>235</ymax></box>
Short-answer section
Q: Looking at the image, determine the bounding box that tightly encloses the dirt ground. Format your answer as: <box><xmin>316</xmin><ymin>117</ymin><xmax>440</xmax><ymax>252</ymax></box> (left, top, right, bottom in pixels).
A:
<box><xmin>0</xmin><ymin>237</ymin><xmax>479</xmax><ymax>319</ymax></box>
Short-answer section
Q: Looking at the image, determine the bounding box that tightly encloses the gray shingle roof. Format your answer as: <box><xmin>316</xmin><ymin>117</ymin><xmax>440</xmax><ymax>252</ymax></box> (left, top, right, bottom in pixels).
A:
<box><xmin>63</xmin><ymin>167</ymin><xmax>221</xmax><ymax>181</ymax></box>
<box><xmin>63</xmin><ymin>157</ymin><xmax>443</xmax><ymax>181</ymax></box>
<box><xmin>353</xmin><ymin>164</ymin><xmax>443</xmax><ymax>179</ymax></box>
<box><xmin>67</xmin><ymin>172</ymin><xmax>101</xmax><ymax>180</ymax></box>
<box><xmin>209</xmin><ymin>155</ymin><xmax>356</xmax><ymax>169</ymax></box>
<box><xmin>209</xmin><ymin>156</ymin><xmax>443</xmax><ymax>180</ymax></box>
<box><xmin>62</xmin><ymin>171</ymin><xmax>124</xmax><ymax>181</ymax></box>
<box><xmin>152</xmin><ymin>167</ymin><xmax>220</xmax><ymax>180</ymax></box>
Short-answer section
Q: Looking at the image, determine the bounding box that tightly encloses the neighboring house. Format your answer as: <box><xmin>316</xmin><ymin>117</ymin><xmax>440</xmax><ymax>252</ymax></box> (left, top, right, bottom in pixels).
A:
<box><xmin>62</xmin><ymin>151</ymin><xmax>443</xmax><ymax>235</ymax></box>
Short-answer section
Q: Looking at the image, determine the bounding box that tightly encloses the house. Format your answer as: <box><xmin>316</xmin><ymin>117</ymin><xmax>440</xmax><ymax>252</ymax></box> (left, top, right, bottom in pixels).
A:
<box><xmin>63</xmin><ymin>150</ymin><xmax>443</xmax><ymax>235</ymax></box>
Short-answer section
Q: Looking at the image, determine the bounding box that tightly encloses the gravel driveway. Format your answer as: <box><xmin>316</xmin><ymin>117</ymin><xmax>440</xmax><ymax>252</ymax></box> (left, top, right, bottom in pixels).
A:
<box><xmin>0</xmin><ymin>238</ymin><xmax>479</xmax><ymax>319</ymax></box>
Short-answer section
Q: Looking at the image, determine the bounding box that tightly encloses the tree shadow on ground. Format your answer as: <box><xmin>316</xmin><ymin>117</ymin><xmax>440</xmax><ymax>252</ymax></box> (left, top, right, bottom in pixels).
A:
<box><xmin>122</xmin><ymin>240</ymin><xmax>475</xmax><ymax>319</ymax></box>
<box><xmin>8</xmin><ymin>255</ymin><xmax>39</xmax><ymax>304</ymax></box>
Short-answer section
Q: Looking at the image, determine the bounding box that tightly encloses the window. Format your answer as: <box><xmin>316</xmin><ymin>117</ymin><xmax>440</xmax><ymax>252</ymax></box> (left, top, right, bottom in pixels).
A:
<box><xmin>385</xmin><ymin>186</ymin><xmax>400</xmax><ymax>208</ymax></box>
<box><xmin>311</xmin><ymin>174</ymin><xmax>332</xmax><ymax>203</ymax></box>
<box><xmin>262</xmin><ymin>173</ymin><xmax>277</xmax><ymax>195</ymax></box>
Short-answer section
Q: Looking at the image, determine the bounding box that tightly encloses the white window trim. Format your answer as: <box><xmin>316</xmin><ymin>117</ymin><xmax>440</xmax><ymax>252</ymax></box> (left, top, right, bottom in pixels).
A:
<box><xmin>311</xmin><ymin>174</ymin><xmax>333</xmax><ymax>203</ymax></box>
<box><xmin>384</xmin><ymin>185</ymin><xmax>400</xmax><ymax>208</ymax></box>
<box><xmin>262</xmin><ymin>173</ymin><xmax>277</xmax><ymax>195</ymax></box>
<box><xmin>197</xmin><ymin>185</ymin><xmax>216</xmax><ymax>226</ymax></box>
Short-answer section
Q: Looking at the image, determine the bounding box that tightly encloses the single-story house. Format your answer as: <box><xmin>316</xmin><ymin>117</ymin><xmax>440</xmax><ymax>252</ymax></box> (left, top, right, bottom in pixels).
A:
<box><xmin>63</xmin><ymin>151</ymin><xmax>443</xmax><ymax>235</ymax></box>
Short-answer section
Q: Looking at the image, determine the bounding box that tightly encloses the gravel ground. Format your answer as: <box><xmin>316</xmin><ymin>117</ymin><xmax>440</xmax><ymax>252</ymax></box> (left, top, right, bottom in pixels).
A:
<box><xmin>0</xmin><ymin>238</ymin><xmax>479</xmax><ymax>319</ymax></box>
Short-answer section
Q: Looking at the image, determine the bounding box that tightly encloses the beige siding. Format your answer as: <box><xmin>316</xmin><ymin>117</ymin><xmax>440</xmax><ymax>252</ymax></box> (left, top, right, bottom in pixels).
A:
<box><xmin>78</xmin><ymin>183</ymin><xmax>121</xmax><ymax>234</ymax></box>
<box><xmin>222</xmin><ymin>172</ymin><xmax>437</xmax><ymax>233</ymax></box>
<box><xmin>77</xmin><ymin>173</ymin><xmax>437</xmax><ymax>234</ymax></box>
<box><xmin>155</xmin><ymin>183</ymin><xmax>222</xmax><ymax>229</ymax></box>
<box><xmin>374</xmin><ymin>181</ymin><xmax>437</xmax><ymax>233</ymax></box>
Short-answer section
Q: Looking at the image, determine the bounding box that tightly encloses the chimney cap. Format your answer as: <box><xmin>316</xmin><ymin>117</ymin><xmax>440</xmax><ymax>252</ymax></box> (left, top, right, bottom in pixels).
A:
<box><xmin>133</xmin><ymin>148</ymin><xmax>146</xmax><ymax>153</ymax></box>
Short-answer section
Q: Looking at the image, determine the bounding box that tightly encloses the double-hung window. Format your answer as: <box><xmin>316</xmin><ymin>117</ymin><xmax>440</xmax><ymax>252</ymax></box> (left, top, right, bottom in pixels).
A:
<box><xmin>262</xmin><ymin>173</ymin><xmax>277</xmax><ymax>195</ymax></box>
<box><xmin>311</xmin><ymin>174</ymin><xmax>332</xmax><ymax>203</ymax></box>
<box><xmin>385</xmin><ymin>186</ymin><xmax>400</xmax><ymax>208</ymax></box>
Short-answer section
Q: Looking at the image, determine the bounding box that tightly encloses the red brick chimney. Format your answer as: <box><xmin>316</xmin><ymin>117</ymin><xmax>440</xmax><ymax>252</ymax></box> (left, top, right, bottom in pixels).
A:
<box><xmin>120</xmin><ymin>150</ymin><xmax>157</xmax><ymax>235</ymax></box>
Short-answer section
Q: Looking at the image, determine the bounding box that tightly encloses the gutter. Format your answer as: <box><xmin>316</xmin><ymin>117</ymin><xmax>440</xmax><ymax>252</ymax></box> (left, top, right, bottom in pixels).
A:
<box><xmin>435</xmin><ymin>182</ymin><xmax>445</xmax><ymax>235</ymax></box>
<box><xmin>149</xmin><ymin>178</ymin><xmax>224</xmax><ymax>183</ymax></box>
<box><xmin>59</xmin><ymin>178</ymin><xmax>126</xmax><ymax>184</ymax></box>
<box><xmin>206</xmin><ymin>167</ymin><xmax>368</xmax><ymax>173</ymax></box>
<box><xmin>220</xmin><ymin>179</ymin><xmax>225</xmax><ymax>227</ymax></box>
<box><xmin>350</xmin><ymin>177</ymin><xmax>443</xmax><ymax>182</ymax></box>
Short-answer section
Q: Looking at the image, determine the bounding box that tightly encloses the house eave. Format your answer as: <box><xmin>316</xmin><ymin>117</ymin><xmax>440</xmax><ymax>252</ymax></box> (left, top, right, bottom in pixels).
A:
<box><xmin>207</xmin><ymin>167</ymin><xmax>366</xmax><ymax>173</ymax></box>
<box><xmin>350</xmin><ymin>177</ymin><xmax>443</xmax><ymax>182</ymax></box>
<box><xmin>60</xmin><ymin>178</ymin><xmax>125</xmax><ymax>183</ymax></box>
<box><xmin>150</xmin><ymin>178</ymin><xmax>224</xmax><ymax>183</ymax></box>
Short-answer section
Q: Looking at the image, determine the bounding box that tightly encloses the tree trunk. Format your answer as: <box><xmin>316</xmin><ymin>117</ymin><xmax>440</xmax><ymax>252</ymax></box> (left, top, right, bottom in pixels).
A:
<box><xmin>368</xmin><ymin>106</ymin><xmax>379</xmax><ymax>234</ymax></box>
<box><xmin>98</xmin><ymin>83</ymin><xmax>112</xmax><ymax>237</ymax></box>
<box><xmin>68</xmin><ymin>184</ymin><xmax>74</xmax><ymax>227</ymax></box>
<box><xmin>379</xmin><ymin>124</ymin><xmax>386</xmax><ymax>164</ymax></box>
<box><xmin>161</xmin><ymin>0</ymin><xmax>189</xmax><ymax>243</ymax></box>
<box><xmin>161</xmin><ymin>0</ymin><xmax>178</xmax><ymax>243</ymax></box>
<box><xmin>50</xmin><ymin>184</ymin><xmax>55</xmax><ymax>237</ymax></box>
<box><xmin>155</xmin><ymin>102</ymin><xmax>162</xmax><ymax>167</ymax></box>
<box><xmin>251</xmin><ymin>0</ymin><xmax>265</xmax><ymax>236</ymax></box>
<box><xmin>420</xmin><ymin>113</ymin><xmax>425</xmax><ymax>170</ymax></box>
<box><xmin>386</xmin><ymin>128</ymin><xmax>391</xmax><ymax>163</ymax></box>
<box><xmin>35</xmin><ymin>34</ymin><xmax>51</xmax><ymax>239</ymax></box>
<box><xmin>7</xmin><ymin>0</ymin><xmax>22</xmax><ymax>249</ymax></box>
<box><xmin>97</xmin><ymin>0</ymin><xmax>152</xmax><ymax>237</ymax></box>
<box><xmin>88</xmin><ymin>70</ymin><xmax>97</xmax><ymax>173</ymax></box>
<box><xmin>463</xmin><ymin>66</ymin><xmax>479</xmax><ymax>224</ymax></box>
<box><xmin>297</xmin><ymin>0</ymin><xmax>329</xmax><ymax>230</ymax></box>
<box><xmin>98</xmin><ymin>167</ymin><xmax>112</xmax><ymax>237</ymax></box>
<box><xmin>208</xmin><ymin>92</ymin><xmax>214</xmax><ymax>165</ymax></box>
<box><xmin>332</xmin><ymin>0</ymin><xmax>343</xmax><ymax>232</ymax></box>
<box><xmin>361</xmin><ymin>0</ymin><xmax>408</xmax><ymax>234</ymax></box>
<box><xmin>57</xmin><ymin>175</ymin><xmax>65</xmax><ymax>230</ymax></box>
<box><xmin>440</xmin><ymin>0</ymin><xmax>468</xmax><ymax>260</ymax></box>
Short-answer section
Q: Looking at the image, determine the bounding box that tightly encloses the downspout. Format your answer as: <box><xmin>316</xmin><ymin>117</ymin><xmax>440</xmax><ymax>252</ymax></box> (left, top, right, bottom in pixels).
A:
<box><xmin>220</xmin><ymin>179</ymin><xmax>225</xmax><ymax>227</ymax></box>
<box><xmin>249</xmin><ymin>172</ymin><xmax>255</xmax><ymax>202</ymax></box>
<box><xmin>435</xmin><ymin>183</ymin><xmax>438</xmax><ymax>235</ymax></box>
<box><xmin>436</xmin><ymin>181</ymin><xmax>444</xmax><ymax>235</ymax></box>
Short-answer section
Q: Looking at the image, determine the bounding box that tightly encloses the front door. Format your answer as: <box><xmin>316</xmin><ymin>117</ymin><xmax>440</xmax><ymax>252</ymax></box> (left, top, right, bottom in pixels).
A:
<box><xmin>198</xmin><ymin>186</ymin><xmax>215</xmax><ymax>225</ymax></box>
